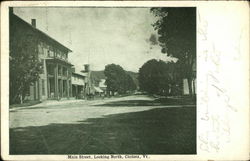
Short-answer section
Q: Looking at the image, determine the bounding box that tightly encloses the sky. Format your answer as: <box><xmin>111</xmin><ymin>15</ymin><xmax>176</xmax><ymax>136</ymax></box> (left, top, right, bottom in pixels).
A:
<box><xmin>14</xmin><ymin>7</ymin><xmax>175</xmax><ymax>72</ymax></box>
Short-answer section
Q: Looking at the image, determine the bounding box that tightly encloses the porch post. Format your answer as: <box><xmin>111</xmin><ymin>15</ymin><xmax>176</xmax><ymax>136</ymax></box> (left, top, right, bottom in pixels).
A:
<box><xmin>47</xmin><ymin>77</ymin><xmax>50</xmax><ymax>98</ymax></box>
<box><xmin>76</xmin><ymin>85</ymin><xmax>78</xmax><ymax>99</ymax></box>
<box><xmin>67</xmin><ymin>79</ymin><xmax>69</xmax><ymax>98</ymax></box>
<box><xmin>55</xmin><ymin>63</ymin><xmax>58</xmax><ymax>99</ymax></box>
<box><xmin>60</xmin><ymin>79</ymin><xmax>63</xmax><ymax>98</ymax></box>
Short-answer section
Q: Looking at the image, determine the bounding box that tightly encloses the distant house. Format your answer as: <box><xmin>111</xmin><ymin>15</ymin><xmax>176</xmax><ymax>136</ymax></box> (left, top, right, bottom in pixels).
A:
<box><xmin>10</xmin><ymin>10</ymin><xmax>73</xmax><ymax>101</ymax></box>
<box><xmin>80</xmin><ymin>65</ymin><xmax>108</xmax><ymax>96</ymax></box>
<box><xmin>82</xmin><ymin>69</ymin><xmax>138</xmax><ymax>96</ymax></box>
<box><xmin>99</xmin><ymin>79</ymin><xmax>107</xmax><ymax>94</ymax></box>
<box><xmin>92</xmin><ymin>79</ymin><xmax>107</xmax><ymax>96</ymax></box>
<box><xmin>89</xmin><ymin>71</ymin><xmax>107</xmax><ymax>95</ymax></box>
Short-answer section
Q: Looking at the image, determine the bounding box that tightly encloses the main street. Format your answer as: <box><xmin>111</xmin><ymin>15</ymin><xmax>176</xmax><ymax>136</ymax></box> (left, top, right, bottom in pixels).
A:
<box><xmin>11</xmin><ymin>95</ymin><xmax>167</xmax><ymax>128</ymax></box>
<box><xmin>10</xmin><ymin>95</ymin><xmax>196</xmax><ymax>154</ymax></box>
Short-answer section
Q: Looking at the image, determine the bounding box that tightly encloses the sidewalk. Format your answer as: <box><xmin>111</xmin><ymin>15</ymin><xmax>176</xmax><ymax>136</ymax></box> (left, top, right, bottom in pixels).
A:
<box><xmin>9</xmin><ymin>99</ymin><xmax>85</xmax><ymax>111</ymax></box>
<box><xmin>9</xmin><ymin>96</ymin><xmax>114</xmax><ymax>111</ymax></box>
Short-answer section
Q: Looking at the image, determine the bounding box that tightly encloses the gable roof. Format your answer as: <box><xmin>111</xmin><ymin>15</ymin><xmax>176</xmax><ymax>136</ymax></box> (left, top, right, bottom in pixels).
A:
<box><xmin>72</xmin><ymin>72</ymin><xmax>86</xmax><ymax>78</ymax></box>
<box><xmin>11</xmin><ymin>13</ymin><xmax>72</xmax><ymax>53</ymax></box>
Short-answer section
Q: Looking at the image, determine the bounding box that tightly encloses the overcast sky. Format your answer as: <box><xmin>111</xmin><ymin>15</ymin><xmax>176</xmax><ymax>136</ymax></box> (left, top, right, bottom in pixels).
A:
<box><xmin>14</xmin><ymin>7</ymin><xmax>175</xmax><ymax>72</ymax></box>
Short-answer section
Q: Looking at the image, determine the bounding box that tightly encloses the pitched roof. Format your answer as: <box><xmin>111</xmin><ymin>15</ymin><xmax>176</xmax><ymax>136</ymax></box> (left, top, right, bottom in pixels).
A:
<box><xmin>11</xmin><ymin>13</ymin><xmax>72</xmax><ymax>53</ymax></box>
<box><xmin>72</xmin><ymin>71</ymin><xmax>87</xmax><ymax>77</ymax></box>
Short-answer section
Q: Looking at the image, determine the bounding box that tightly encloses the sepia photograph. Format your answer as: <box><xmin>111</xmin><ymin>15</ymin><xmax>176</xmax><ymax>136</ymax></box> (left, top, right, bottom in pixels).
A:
<box><xmin>1</xmin><ymin>1</ymin><xmax>249</xmax><ymax>161</ymax></box>
<box><xmin>8</xmin><ymin>6</ymin><xmax>196</xmax><ymax>155</ymax></box>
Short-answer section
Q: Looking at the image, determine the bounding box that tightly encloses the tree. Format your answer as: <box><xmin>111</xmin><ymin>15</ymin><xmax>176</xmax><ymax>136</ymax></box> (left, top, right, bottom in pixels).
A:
<box><xmin>139</xmin><ymin>59</ymin><xmax>173</xmax><ymax>95</ymax></box>
<box><xmin>104</xmin><ymin>64</ymin><xmax>136</xmax><ymax>95</ymax></box>
<box><xmin>9</xmin><ymin>14</ymin><xmax>43</xmax><ymax>104</ymax></box>
<box><xmin>124</xmin><ymin>73</ymin><xmax>137</xmax><ymax>92</ymax></box>
<box><xmin>150</xmin><ymin>8</ymin><xmax>196</xmax><ymax>95</ymax></box>
<box><xmin>104</xmin><ymin>64</ymin><xmax>124</xmax><ymax>95</ymax></box>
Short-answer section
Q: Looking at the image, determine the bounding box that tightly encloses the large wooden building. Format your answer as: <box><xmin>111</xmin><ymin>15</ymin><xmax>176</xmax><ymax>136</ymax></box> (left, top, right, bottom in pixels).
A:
<box><xmin>10</xmin><ymin>11</ymin><xmax>74</xmax><ymax>101</ymax></box>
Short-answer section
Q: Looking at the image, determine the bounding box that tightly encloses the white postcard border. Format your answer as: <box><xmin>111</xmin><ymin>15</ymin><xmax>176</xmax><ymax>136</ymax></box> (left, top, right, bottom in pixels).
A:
<box><xmin>1</xmin><ymin>1</ymin><xmax>249</xmax><ymax>160</ymax></box>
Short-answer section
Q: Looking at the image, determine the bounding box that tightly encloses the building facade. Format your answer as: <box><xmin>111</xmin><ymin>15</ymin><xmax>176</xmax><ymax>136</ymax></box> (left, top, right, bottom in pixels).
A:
<box><xmin>71</xmin><ymin>70</ymin><xmax>86</xmax><ymax>99</ymax></box>
<box><xmin>98</xmin><ymin>79</ymin><xmax>107</xmax><ymax>94</ymax></box>
<box><xmin>10</xmin><ymin>11</ymin><xmax>73</xmax><ymax>101</ymax></box>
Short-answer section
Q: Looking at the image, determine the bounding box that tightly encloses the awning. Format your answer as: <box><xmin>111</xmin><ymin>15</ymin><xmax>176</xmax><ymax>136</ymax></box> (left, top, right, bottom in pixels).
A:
<box><xmin>94</xmin><ymin>86</ymin><xmax>103</xmax><ymax>93</ymax></box>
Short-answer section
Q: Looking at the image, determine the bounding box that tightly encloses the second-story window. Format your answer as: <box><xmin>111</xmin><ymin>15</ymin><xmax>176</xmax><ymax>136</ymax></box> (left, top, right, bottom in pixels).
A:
<box><xmin>55</xmin><ymin>49</ymin><xmax>58</xmax><ymax>58</ymax></box>
<box><xmin>62</xmin><ymin>53</ymin><xmax>65</xmax><ymax>60</ymax></box>
<box><xmin>57</xmin><ymin>50</ymin><xmax>60</xmax><ymax>59</ymax></box>
<box><xmin>44</xmin><ymin>48</ymin><xmax>47</xmax><ymax>57</ymax></box>
<box><xmin>51</xmin><ymin>50</ymin><xmax>55</xmax><ymax>57</ymax></box>
<box><xmin>48</xmin><ymin>50</ymin><xmax>54</xmax><ymax>57</ymax></box>
<box><xmin>38</xmin><ymin>44</ymin><xmax>43</xmax><ymax>57</ymax></box>
<box><xmin>64</xmin><ymin>53</ymin><xmax>67</xmax><ymax>60</ymax></box>
<box><xmin>60</xmin><ymin>52</ymin><xmax>63</xmax><ymax>59</ymax></box>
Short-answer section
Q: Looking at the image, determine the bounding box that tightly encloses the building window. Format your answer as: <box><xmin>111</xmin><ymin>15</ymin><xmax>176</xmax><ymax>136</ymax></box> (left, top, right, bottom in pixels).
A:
<box><xmin>51</xmin><ymin>50</ymin><xmax>55</xmax><ymax>57</ymax></box>
<box><xmin>55</xmin><ymin>50</ymin><xmax>58</xmax><ymax>58</ymax></box>
<box><xmin>61</xmin><ymin>53</ymin><xmax>64</xmax><ymax>60</ymax></box>
<box><xmin>63</xmin><ymin>53</ymin><xmax>67</xmax><ymax>60</ymax></box>
<box><xmin>44</xmin><ymin>48</ymin><xmax>47</xmax><ymax>57</ymax></box>
<box><xmin>48</xmin><ymin>49</ymin><xmax>54</xmax><ymax>57</ymax></box>
<box><xmin>42</xmin><ymin>79</ymin><xmax>45</xmax><ymax>95</ymax></box>
<box><xmin>38</xmin><ymin>45</ymin><xmax>43</xmax><ymax>56</ymax></box>
<box><xmin>57</xmin><ymin>51</ymin><xmax>61</xmax><ymax>59</ymax></box>
<box><xmin>48</xmin><ymin>50</ymin><xmax>50</xmax><ymax>56</ymax></box>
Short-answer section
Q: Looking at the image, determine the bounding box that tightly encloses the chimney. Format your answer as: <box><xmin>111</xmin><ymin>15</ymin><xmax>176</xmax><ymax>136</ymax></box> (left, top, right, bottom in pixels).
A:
<box><xmin>84</xmin><ymin>64</ymin><xmax>90</xmax><ymax>72</ymax></box>
<box><xmin>31</xmin><ymin>19</ymin><xmax>36</xmax><ymax>28</ymax></box>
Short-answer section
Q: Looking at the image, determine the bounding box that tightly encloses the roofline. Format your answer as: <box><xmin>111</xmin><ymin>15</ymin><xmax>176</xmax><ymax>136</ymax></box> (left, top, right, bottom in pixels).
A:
<box><xmin>72</xmin><ymin>72</ymin><xmax>86</xmax><ymax>77</ymax></box>
<box><xmin>11</xmin><ymin>13</ymin><xmax>72</xmax><ymax>52</ymax></box>
<box><xmin>46</xmin><ymin>58</ymin><xmax>74</xmax><ymax>66</ymax></box>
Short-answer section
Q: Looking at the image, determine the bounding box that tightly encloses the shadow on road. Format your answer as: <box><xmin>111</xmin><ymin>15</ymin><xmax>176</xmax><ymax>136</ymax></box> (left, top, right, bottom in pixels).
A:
<box><xmin>94</xmin><ymin>96</ymin><xmax>196</xmax><ymax>107</ymax></box>
<box><xmin>10</xmin><ymin>106</ymin><xmax>196</xmax><ymax>154</ymax></box>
